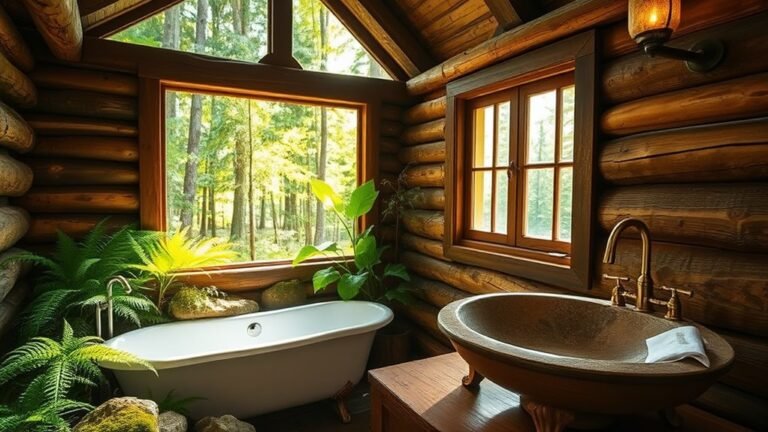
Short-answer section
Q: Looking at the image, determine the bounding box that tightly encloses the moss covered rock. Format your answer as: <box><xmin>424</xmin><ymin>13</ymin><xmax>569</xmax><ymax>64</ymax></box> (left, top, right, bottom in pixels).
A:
<box><xmin>74</xmin><ymin>397</ymin><xmax>159</xmax><ymax>432</ymax></box>
<box><xmin>168</xmin><ymin>286</ymin><xmax>259</xmax><ymax>320</ymax></box>
<box><xmin>260</xmin><ymin>279</ymin><xmax>306</xmax><ymax>310</ymax></box>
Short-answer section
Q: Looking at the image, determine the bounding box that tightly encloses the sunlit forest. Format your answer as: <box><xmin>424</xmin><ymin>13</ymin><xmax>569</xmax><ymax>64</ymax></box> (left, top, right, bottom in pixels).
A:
<box><xmin>112</xmin><ymin>0</ymin><xmax>389</xmax><ymax>262</ymax></box>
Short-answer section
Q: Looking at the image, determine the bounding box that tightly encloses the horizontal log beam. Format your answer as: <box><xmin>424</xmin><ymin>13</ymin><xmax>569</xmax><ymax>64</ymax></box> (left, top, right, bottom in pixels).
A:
<box><xmin>410</xmin><ymin>326</ymin><xmax>453</xmax><ymax>358</ymax></box>
<box><xmin>13</xmin><ymin>186</ymin><xmax>139</xmax><ymax>213</ymax></box>
<box><xmin>719</xmin><ymin>330</ymin><xmax>768</xmax><ymax>399</ymax></box>
<box><xmin>0</xmin><ymin>206</ymin><xmax>29</xmax><ymax>252</ymax></box>
<box><xmin>380</xmin><ymin>137</ymin><xmax>399</xmax><ymax>154</ymax></box>
<box><xmin>26</xmin><ymin>115</ymin><xmax>138</xmax><ymax>137</ymax></box>
<box><xmin>29</xmin><ymin>136</ymin><xmax>138</xmax><ymax>162</ymax></box>
<box><xmin>393</xmin><ymin>299</ymin><xmax>449</xmax><ymax>346</ymax></box>
<box><xmin>399</xmin><ymin>141</ymin><xmax>445</xmax><ymax>165</ymax></box>
<box><xmin>412</xmin><ymin>187</ymin><xmax>445</xmax><ymax>210</ymax></box>
<box><xmin>404</xmin><ymin>163</ymin><xmax>444</xmax><ymax>187</ymax></box>
<box><xmin>600</xmin><ymin>0</ymin><xmax>768</xmax><ymax>59</ymax></box>
<box><xmin>412</xmin><ymin>275</ymin><xmax>469</xmax><ymax>309</ymax></box>
<box><xmin>22</xmin><ymin>0</ymin><xmax>82</xmax><ymax>61</ymax></box>
<box><xmin>600</xmin><ymin>118</ymin><xmax>768</xmax><ymax>185</ymax></box>
<box><xmin>401</xmin><ymin>232</ymin><xmax>448</xmax><ymax>261</ymax></box>
<box><xmin>380</xmin><ymin>104</ymin><xmax>402</xmax><ymax>122</ymax></box>
<box><xmin>0</xmin><ymin>153</ymin><xmax>33</xmax><ymax>196</ymax></box>
<box><xmin>381</xmin><ymin>120</ymin><xmax>403</xmax><ymax>138</ymax></box>
<box><xmin>693</xmin><ymin>383</ymin><xmax>768</xmax><ymax>431</ymax></box>
<box><xmin>25</xmin><ymin>158</ymin><xmax>138</xmax><ymax>185</ymax></box>
<box><xmin>402</xmin><ymin>210</ymin><xmax>444</xmax><ymax>241</ymax></box>
<box><xmin>379</xmin><ymin>155</ymin><xmax>401</xmax><ymax>174</ymax></box>
<box><xmin>599</xmin><ymin>183</ymin><xmax>768</xmax><ymax>253</ymax></box>
<box><xmin>0</xmin><ymin>101</ymin><xmax>35</xmax><ymax>152</ymax></box>
<box><xmin>601</xmin><ymin>73</ymin><xmax>768</xmax><ymax>136</ymax></box>
<box><xmin>406</xmin><ymin>0</ymin><xmax>627</xmax><ymax>95</ymax></box>
<box><xmin>402</xmin><ymin>119</ymin><xmax>445</xmax><ymax>146</ymax></box>
<box><xmin>0</xmin><ymin>50</ymin><xmax>36</xmax><ymax>107</ymax></box>
<box><xmin>403</xmin><ymin>97</ymin><xmax>446</xmax><ymax>125</ymax></box>
<box><xmin>0</xmin><ymin>5</ymin><xmax>34</xmax><ymax>71</ymax></box>
<box><xmin>30</xmin><ymin>64</ymin><xmax>138</xmax><ymax>96</ymax></box>
<box><xmin>602</xmin><ymin>12</ymin><xmax>768</xmax><ymax>105</ymax></box>
<box><xmin>32</xmin><ymin>89</ymin><xmax>138</xmax><ymax>120</ymax></box>
<box><xmin>23</xmin><ymin>213</ymin><xmax>137</xmax><ymax>243</ymax></box>
<box><xmin>0</xmin><ymin>248</ymin><xmax>24</xmax><ymax>303</ymax></box>
<box><xmin>401</xmin><ymin>251</ymin><xmax>557</xmax><ymax>296</ymax></box>
<box><xmin>597</xmin><ymin>238</ymin><xmax>768</xmax><ymax>337</ymax></box>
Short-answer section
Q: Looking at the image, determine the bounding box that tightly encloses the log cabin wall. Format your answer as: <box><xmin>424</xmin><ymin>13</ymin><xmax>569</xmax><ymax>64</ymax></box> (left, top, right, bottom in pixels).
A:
<box><xmin>396</xmin><ymin>1</ymin><xmax>768</xmax><ymax>430</ymax></box>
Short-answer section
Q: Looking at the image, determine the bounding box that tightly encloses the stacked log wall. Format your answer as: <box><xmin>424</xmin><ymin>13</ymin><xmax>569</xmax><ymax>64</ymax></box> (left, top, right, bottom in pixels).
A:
<box><xmin>397</xmin><ymin>4</ymin><xmax>768</xmax><ymax>430</ymax></box>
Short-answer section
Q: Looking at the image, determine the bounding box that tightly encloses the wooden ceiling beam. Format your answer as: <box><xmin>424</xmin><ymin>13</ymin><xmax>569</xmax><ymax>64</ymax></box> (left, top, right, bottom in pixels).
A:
<box><xmin>484</xmin><ymin>0</ymin><xmax>542</xmax><ymax>31</ymax></box>
<box><xmin>21</xmin><ymin>0</ymin><xmax>82</xmax><ymax>61</ymax></box>
<box><xmin>78</xmin><ymin>0</ymin><xmax>121</xmax><ymax>17</ymax></box>
<box><xmin>326</xmin><ymin>0</ymin><xmax>435</xmax><ymax>78</ymax></box>
<box><xmin>84</xmin><ymin>0</ymin><xmax>181</xmax><ymax>38</ymax></box>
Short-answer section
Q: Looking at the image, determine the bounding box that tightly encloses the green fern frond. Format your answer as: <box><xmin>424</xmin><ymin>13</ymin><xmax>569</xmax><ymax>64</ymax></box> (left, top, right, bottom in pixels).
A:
<box><xmin>71</xmin><ymin>345</ymin><xmax>156</xmax><ymax>375</ymax></box>
<box><xmin>0</xmin><ymin>338</ymin><xmax>61</xmax><ymax>385</ymax></box>
<box><xmin>20</xmin><ymin>290</ymin><xmax>76</xmax><ymax>340</ymax></box>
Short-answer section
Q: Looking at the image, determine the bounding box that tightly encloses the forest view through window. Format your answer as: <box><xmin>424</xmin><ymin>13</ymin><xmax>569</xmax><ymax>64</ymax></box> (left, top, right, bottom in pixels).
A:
<box><xmin>110</xmin><ymin>0</ymin><xmax>390</xmax><ymax>79</ymax></box>
<box><xmin>166</xmin><ymin>90</ymin><xmax>358</xmax><ymax>262</ymax></box>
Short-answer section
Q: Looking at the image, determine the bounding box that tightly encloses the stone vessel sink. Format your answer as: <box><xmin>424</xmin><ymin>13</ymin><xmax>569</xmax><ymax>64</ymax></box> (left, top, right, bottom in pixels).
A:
<box><xmin>438</xmin><ymin>293</ymin><xmax>734</xmax><ymax>429</ymax></box>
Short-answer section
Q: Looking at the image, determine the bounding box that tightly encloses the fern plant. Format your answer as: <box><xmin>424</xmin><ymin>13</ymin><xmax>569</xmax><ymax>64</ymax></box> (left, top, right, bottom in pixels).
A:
<box><xmin>130</xmin><ymin>228</ymin><xmax>238</xmax><ymax>308</ymax></box>
<box><xmin>0</xmin><ymin>321</ymin><xmax>155</xmax><ymax>432</ymax></box>
<box><xmin>6</xmin><ymin>223</ymin><xmax>164</xmax><ymax>340</ymax></box>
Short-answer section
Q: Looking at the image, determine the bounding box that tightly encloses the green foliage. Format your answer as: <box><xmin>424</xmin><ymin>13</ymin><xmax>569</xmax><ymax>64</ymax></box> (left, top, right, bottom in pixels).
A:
<box><xmin>5</xmin><ymin>223</ymin><xmax>163</xmax><ymax>340</ymax></box>
<box><xmin>153</xmin><ymin>390</ymin><xmax>205</xmax><ymax>416</ymax></box>
<box><xmin>293</xmin><ymin>180</ymin><xmax>412</xmax><ymax>303</ymax></box>
<box><xmin>131</xmin><ymin>228</ymin><xmax>238</xmax><ymax>307</ymax></box>
<box><xmin>0</xmin><ymin>322</ymin><xmax>155</xmax><ymax>432</ymax></box>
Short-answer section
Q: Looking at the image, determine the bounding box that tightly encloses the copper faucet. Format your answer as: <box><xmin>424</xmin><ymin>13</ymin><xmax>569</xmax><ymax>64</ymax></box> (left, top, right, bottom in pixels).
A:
<box><xmin>602</xmin><ymin>218</ymin><xmax>654</xmax><ymax>312</ymax></box>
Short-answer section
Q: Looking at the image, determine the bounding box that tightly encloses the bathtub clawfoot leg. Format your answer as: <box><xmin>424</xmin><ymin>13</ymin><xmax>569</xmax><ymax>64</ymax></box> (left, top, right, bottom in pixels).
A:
<box><xmin>333</xmin><ymin>380</ymin><xmax>355</xmax><ymax>424</ymax></box>
<box><xmin>462</xmin><ymin>367</ymin><xmax>484</xmax><ymax>389</ymax></box>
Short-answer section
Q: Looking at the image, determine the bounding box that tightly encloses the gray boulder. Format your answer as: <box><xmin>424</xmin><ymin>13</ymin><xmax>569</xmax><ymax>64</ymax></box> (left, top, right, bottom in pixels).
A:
<box><xmin>168</xmin><ymin>286</ymin><xmax>259</xmax><ymax>320</ymax></box>
<box><xmin>260</xmin><ymin>279</ymin><xmax>306</xmax><ymax>310</ymax></box>
<box><xmin>159</xmin><ymin>411</ymin><xmax>188</xmax><ymax>432</ymax></box>
<box><xmin>73</xmin><ymin>397</ymin><xmax>159</xmax><ymax>432</ymax></box>
<box><xmin>194</xmin><ymin>415</ymin><xmax>255</xmax><ymax>432</ymax></box>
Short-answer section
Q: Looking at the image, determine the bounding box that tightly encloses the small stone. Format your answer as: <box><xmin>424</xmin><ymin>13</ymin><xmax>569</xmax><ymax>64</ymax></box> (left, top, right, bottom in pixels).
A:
<box><xmin>74</xmin><ymin>397</ymin><xmax>159</xmax><ymax>432</ymax></box>
<box><xmin>260</xmin><ymin>279</ymin><xmax>306</xmax><ymax>310</ymax></box>
<box><xmin>194</xmin><ymin>415</ymin><xmax>255</xmax><ymax>432</ymax></box>
<box><xmin>168</xmin><ymin>286</ymin><xmax>259</xmax><ymax>320</ymax></box>
<box><xmin>159</xmin><ymin>411</ymin><xmax>188</xmax><ymax>432</ymax></box>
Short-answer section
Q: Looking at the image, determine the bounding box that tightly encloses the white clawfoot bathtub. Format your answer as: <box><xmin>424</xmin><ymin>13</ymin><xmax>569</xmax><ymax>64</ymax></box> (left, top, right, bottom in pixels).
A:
<box><xmin>102</xmin><ymin>301</ymin><xmax>392</xmax><ymax>419</ymax></box>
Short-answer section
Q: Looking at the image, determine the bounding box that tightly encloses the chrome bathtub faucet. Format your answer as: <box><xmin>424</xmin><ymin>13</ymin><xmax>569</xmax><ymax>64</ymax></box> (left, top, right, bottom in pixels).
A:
<box><xmin>96</xmin><ymin>276</ymin><xmax>133</xmax><ymax>339</ymax></box>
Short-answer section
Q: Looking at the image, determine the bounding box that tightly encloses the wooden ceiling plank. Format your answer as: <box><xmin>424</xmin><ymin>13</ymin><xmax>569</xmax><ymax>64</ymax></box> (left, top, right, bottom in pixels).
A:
<box><xmin>84</xmin><ymin>0</ymin><xmax>181</xmax><ymax>38</ymax></box>
<box><xmin>334</xmin><ymin>0</ymin><xmax>435</xmax><ymax>77</ymax></box>
<box><xmin>78</xmin><ymin>0</ymin><xmax>121</xmax><ymax>17</ymax></box>
<box><xmin>484</xmin><ymin>0</ymin><xmax>543</xmax><ymax>32</ymax></box>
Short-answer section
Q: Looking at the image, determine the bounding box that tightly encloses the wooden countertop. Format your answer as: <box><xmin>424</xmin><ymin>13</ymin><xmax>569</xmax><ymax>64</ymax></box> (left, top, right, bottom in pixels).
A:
<box><xmin>368</xmin><ymin>353</ymin><xmax>749</xmax><ymax>432</ymax></box>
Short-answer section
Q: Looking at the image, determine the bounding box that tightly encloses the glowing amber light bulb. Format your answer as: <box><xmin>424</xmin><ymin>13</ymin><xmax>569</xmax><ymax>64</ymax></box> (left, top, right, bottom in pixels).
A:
<box><xmin>628</xmin><ymin>0</ymin><xmax>681</xmax><ymax>41</ymax></box>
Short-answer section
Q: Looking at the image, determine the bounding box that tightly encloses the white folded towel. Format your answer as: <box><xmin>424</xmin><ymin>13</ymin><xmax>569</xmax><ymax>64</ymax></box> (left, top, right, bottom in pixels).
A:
<box><xmin>645</xmin><ymin>326</ymin><xmax>710</xmax><ymax>367</ymax></box>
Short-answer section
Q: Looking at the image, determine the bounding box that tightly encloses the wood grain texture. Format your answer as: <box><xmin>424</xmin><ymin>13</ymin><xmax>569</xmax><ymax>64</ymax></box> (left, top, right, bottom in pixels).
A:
<box><xmin>406</xmin><ymin>0</ymin><xmax>626</xmax><ymax>95</ymax></box>
<box><xmin>403</xmin><ymin>96</ymin><xmax>446</xmax><ymax>125</ymax></box>
<box><xmin>0</xmin><ymin>100</ymin><xmax>35</xmax><ymax>152</ymax></box>
<box><xmin>401</xmin><ymin>209</ymin><xmax>444</xmax><ymax>240</ymax></box>
<box><xmin>412</xmin><ymin>187</ymin><xmax>445</xmax><ymax>210</ymax></box>
<box><xmin>401</xmin><ymin>232</ymin><xmax>448</xmax><ymax>261</ymax></box>
<box><xmin>0</xmin><ymin>5</ymin><xmax>34</xmax><ymax>71</ymax></box>
<box><xmin>402</xmin><ymin>118</ymin><xmax>445</xmax><ymax>145</ymax></box>
<box><xmin>600</xmin><ymin>118</ymin><xmax>768</xmax><ymax>185</ymax></box>
<box><xmin>30</xmin><ymin>64</ymin><xmax>138</xmax><ymax>96</ymax></box>
<box><xmin>24</xmin><ymin>158</ymin><xmax>138</xmax><ymax>185</ymax></box>
<box><xmin>399</xmin><ymin>141</ymin><xmax>445</xmax><ymax>164</ymax></box>
<box><xmin>22</xmin><ymin>0</ymin><xmax>82</xmax><ymax>61</ymax></box>
<box><xmin>23</xmin><ymin>213</ymin><xmax>137</xmax><ymax>243</ymax></box>
<box><xmin>404</xmin><ymin>163</ymin><xmax>444</xmax><ymax>187</ymax></box>
<box><xmin>602</xmin><ymin>12</ymin><xmax>768</xmax><ymax>105</ymax></box>
<box><xmin>719</xmin><ymin>330</ymin><xmax>768</xmax><ymax>399</ymax></box>
<box><xmin>601</xmin><ymin>73</ymin><xmax>768</xmax><ymax>136</ymax></box>
<box><xmin>412</xmin><ymin>275</ymin><xmax>469</xmax><ymax>308</ymax></box>
<box><xmin>0</xmin><ymin>152</ymin><xmax>33</xmax><ymax>196</ymax></box>
<box><xmin>32</xmin><ymin>89</ymin><xmax>138</xmax><ymax>120</ymax></box>
<box><xmin>0</xmin><ymin>206</ymin><xmax>29</xmax><ymax>252</ymax></box>
<box><xmin>599</xmin><ymin>183</ymin><xmax>768</xmax><ymax>253</ymax></box>
<box><xmin>13</xmin><ymin>186</ymin><xmax>140</xmax><ymax>213</ymax></box>
<box><xmin>26</xmin><ymin>114</ymin><xmax>138</xmax><ymax>136</ymax></box>
<box><xmin>29</xmin><ymin>136</ymin><xmax>138</xmax><ymax>162</ymax></box>
<box><xmin>0</xmin><ymin>50</ymin><xmax>36</xmax><ymax>107</ymax></box>
<box><xmin>393</xmin><ymin>298</ymin><xmax>448</xmax><ymax>345</ymax></box>
<box><xmin>410</xmin><ymin>326</ymin><xmax>452</xmax><ymax>357</ymax></box>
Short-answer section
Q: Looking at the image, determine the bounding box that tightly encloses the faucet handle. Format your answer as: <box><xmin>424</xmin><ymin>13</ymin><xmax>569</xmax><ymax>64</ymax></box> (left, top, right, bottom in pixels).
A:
<box><xmin>603</xmin><ymin>274</ymin><xmax>631</xmax><ymax>306</ymax></box>
<box><xmin>602</xmin><ymin>274</ymin><xmax>630</xmax><ymax>282</ymax></box>
<box><xmin>658</xmin><ymin>286</ymin><xmax>693</xmax><ymax>321</ymax></box>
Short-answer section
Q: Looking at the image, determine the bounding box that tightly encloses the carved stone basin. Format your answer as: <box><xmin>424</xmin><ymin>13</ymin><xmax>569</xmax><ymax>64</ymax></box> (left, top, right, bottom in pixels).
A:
<box><xmin>438</xmin><ymin>293</ymin><xmax>734</xmax><ymax>430</ymax></box>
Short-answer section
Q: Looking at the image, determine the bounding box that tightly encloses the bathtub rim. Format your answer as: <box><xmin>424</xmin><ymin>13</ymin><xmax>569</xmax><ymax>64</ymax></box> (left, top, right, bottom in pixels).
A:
<box><xmin>101</xmin><ymin>300</ymin><xmax>393</xmax><ymax>371</ymax></box>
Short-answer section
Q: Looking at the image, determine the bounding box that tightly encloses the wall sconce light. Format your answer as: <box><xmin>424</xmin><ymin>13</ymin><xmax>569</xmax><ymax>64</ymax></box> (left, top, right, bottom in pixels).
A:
<box><xmin>628</xmin><ymin>0</ymin><xmax>725</xmax><ymax>72</ymax></box>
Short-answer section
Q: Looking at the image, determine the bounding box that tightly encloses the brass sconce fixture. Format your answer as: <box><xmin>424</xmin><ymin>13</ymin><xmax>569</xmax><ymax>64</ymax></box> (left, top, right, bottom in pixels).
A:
<box><xmin>628</xmin><ymin>0</ymin><xmax>725</xmax><ymax>72</ymax></box>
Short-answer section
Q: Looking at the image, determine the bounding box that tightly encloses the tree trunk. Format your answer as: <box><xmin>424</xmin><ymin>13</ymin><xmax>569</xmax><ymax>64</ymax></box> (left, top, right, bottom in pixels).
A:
<box><xmin>209</xmin><ymin>185</ymin><xmax>217</xmax><ymax>236</ymax></box>
<box><xmin>230</xmin><ymin>136</ymin><xmax>247</xmax><ymax>240</ymax></box>
<box><xmin>162</xmin><ymin>7</ymin><xmax>180</xmax><ymax>118</ymax></box>
<box><xmin>270</xmin><ymin>192</ymin><xmax>278</xmax><ymax>244</ymax></box>
<box><xmin>258</xmin><ymin>188</ymin><xmax>266</xmax><ymax>229</ymax></box>
<box><xmin>248</xmin><ymin>100</ymin><xmax>255</xmax><ymax>260</ymax></box>
<box><xmin>313</xmin><ymin>8</ymin><xmax>329</xmax><ymax>245</ymax></box>
<box><xmin>178</xmin><ymin>0</ymin><xmax>209</xmax><ymax>229</ymax></box>
<box><xmin>200</xmin><ymin>181</ymin><xmax>208</xmax><ymax>236</ymax></box>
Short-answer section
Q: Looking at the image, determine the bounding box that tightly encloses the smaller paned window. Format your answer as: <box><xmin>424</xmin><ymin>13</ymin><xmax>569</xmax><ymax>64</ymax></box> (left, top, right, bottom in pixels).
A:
<box><xmin>465</xmin><ymin>73</ymin><xmax>574</xmax><ymax>256</ymax></box>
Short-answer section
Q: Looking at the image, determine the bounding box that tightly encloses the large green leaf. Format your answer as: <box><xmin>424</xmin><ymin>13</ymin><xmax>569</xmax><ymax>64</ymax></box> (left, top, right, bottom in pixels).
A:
<box><xmin>384</xmin><ymin>284</ymin><xmax>415</xmax><ymax>305</ymax></box>
<box><xmin>345</xmin><ymin>180</ymin><xmax>378</xmax><ymax>219</ymax></box>
<box><xmin>292</xmin><ymin>242</ymin><xmax>339</xmax><ymax>266</ymax></box>
<box><xmin>354</xmin><ymin>235</ymin><xmax>377</xmax><ymax>269</ymax></box>
<box><xmin>310</xmin><ymin>179</ymin><xmax>343</xmax><ymax>212</ymax></box>
<box><xmin>383</xmin><ymin>263</ymin><xmax>410</xmax><ymax>281</ymax></box>
<box><xmin>313</xmin><ymin>268</ymin><xmax>341</xmax><ymax>293</ymax></box>
<box><xmin>337</xmin><ymin>273</ymin><xmax>368</xmax><ymax>300</ymax></box>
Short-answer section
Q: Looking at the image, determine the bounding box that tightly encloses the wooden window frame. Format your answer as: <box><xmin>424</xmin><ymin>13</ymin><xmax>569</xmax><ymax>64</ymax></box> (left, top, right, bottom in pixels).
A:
<box><xmin>445</xmin><ymin>31</ymin><xmax>597</xmax><ymax>291</ymax></box>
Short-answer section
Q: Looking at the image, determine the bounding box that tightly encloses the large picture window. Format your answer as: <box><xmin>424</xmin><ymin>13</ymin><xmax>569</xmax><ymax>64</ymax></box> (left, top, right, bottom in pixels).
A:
<box><xmin>445</xmin><ymin>31</ymin><xmax>596</xmax><ymax>290</ymax></box>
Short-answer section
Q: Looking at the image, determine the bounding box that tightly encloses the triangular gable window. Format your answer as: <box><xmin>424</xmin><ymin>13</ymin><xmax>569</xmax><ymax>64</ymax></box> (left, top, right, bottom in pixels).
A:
<box><xmin>110</xmin><ymin>0</ymin><xmax>391</xmax><ymax>79</ymax></box>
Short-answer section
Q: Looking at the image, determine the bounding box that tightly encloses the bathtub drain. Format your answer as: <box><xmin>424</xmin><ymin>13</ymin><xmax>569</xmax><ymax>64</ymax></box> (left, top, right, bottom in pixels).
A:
<box><xmin>247</xmin><ymin>322</ymin><xmax>262</xmax><ymax>337</ymax></box>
